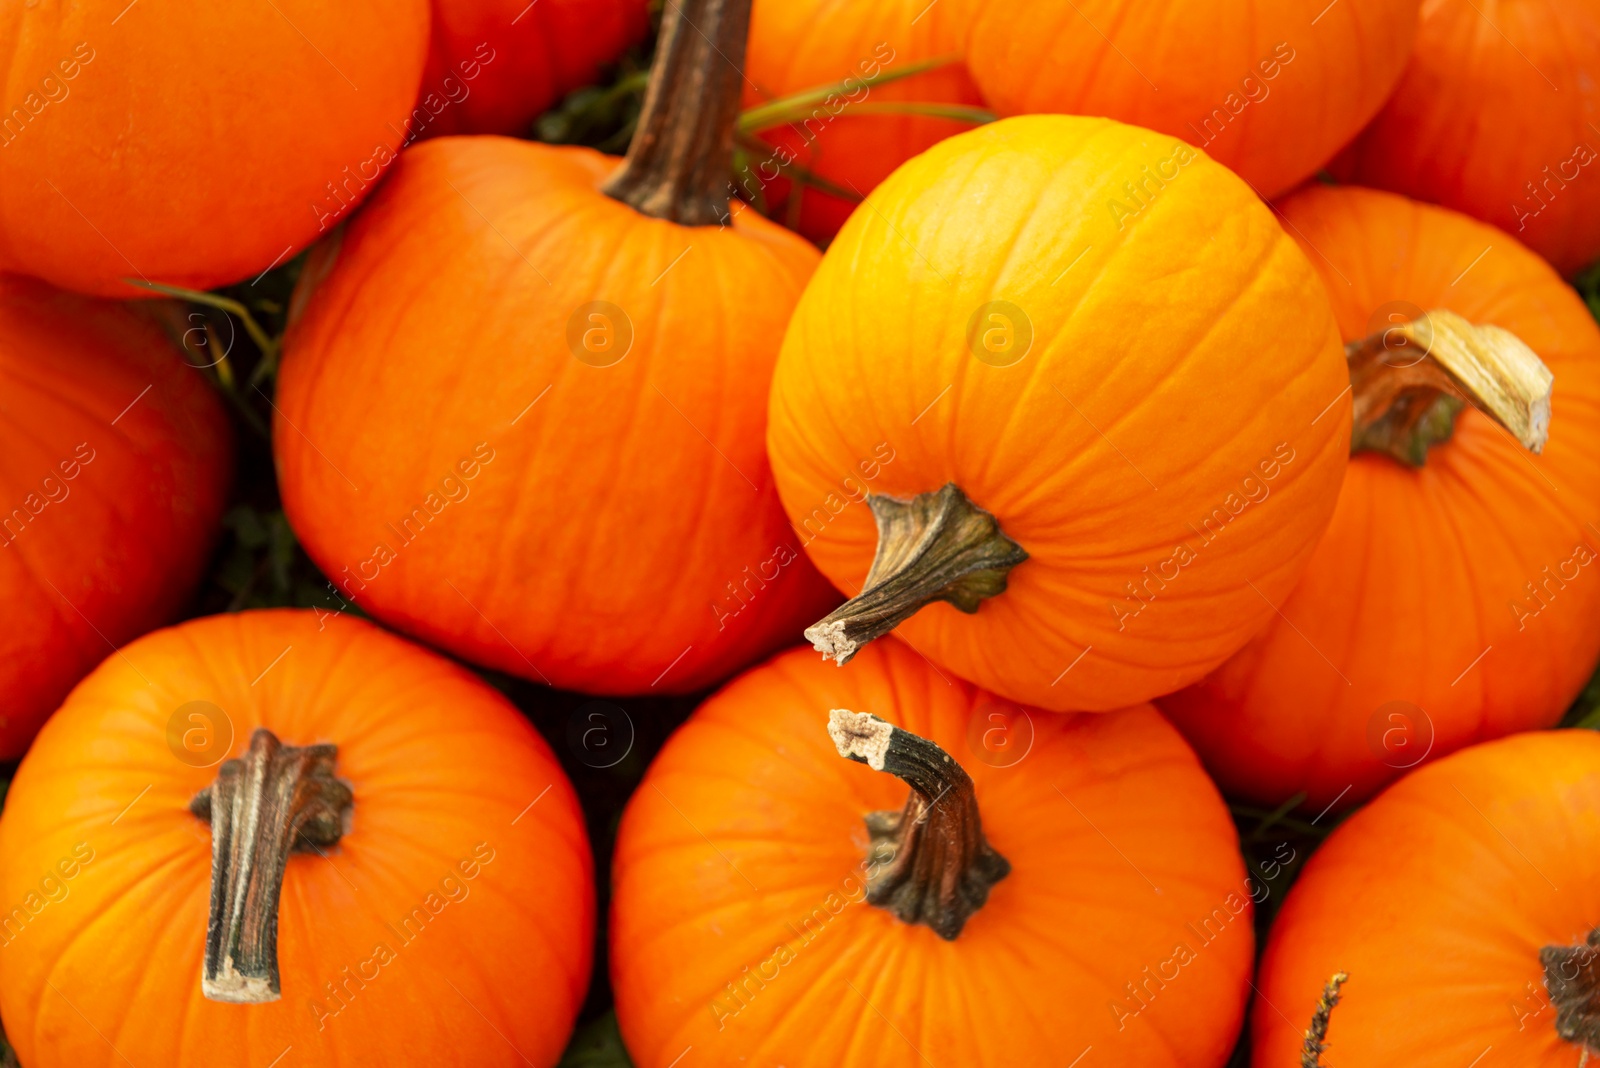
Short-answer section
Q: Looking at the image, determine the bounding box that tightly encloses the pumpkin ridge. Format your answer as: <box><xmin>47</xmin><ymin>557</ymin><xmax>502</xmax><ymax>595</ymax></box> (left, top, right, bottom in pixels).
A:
<box><xmin>30</xmin><ymin>837</ymin><xmax>201</xmax><ymax>1054</ymax></box>
<box><xmin>720</xmin><ymin>917</ymin><xmax>888</xmax><ymax>1062</ymax></box>
<box><xmin>0</xmin><ymin>354</ymin><xmax>162</xmax><ymax>448</ymax></box>
<box><xmin>1040</xmin><ymin>219</ymin><xmax>1276</xmax><ymax>492</ymax></box>
<box><xmin>1421</xmin><ymin>460</ymin><xmax>1521</xmax><ymax>717</ymax></box>
<box><xmin>957</xmin><ymin>138</ymin><xmax>1154</xmax><ymax>497</ymax></box>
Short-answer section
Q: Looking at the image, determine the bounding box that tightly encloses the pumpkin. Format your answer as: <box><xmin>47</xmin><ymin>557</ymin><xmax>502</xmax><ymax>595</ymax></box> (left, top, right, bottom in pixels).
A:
<box><xmin>962</xmin><ymin>0</ymin><xmax>1421</xmax><ymax>199</ymax></box>
<box><xmin>1250</xmin><ymin>729</ymin><xmax>1600</xmax><ymax>1065</ymax></box>
<box><xmin>767</xmin><ymin>114</ymin><xmax>1352</xmax><ymax>713</ymax></box>
<box><xmin>0</xmin><ymin>0</ymin><xmax>429</xmax><ymax>297</ymax></box>
<box><xmin>416</xmin><ymin>0</ymin><xmax>650</xmax><ymax>139</ymax></box>
<box><xmin>1331</xmin><ymin>0</ymin><xmax>1600</xmax><ymax>277</ymax></box>
<box><xmin>741</xmin><ymin>0</ymin><xmax>985</xmax><ymax>243</ymax></box>
<box><xmin>0</xmin><ymin>609</ymin><xmax>592</xmax><ymax>1068</ymax></box>
<box><xmin>276</xmin><ymin>0</ymin><xmax>838</xmax><ymax>697</ymax></box>
<box><xmin>611</xmin><ymin>639</ymin><xmax>1254</xmax><ymax>1066</ymax></box>
<box><xmin>1160</xmin><ymin>184</ymin><xmax>1600</xmax><ymax>812</ymax></box>
<box><xmin>0</xmin><ymin>275</ymin><xmax>230</xmax><ymax>759</ymax></box>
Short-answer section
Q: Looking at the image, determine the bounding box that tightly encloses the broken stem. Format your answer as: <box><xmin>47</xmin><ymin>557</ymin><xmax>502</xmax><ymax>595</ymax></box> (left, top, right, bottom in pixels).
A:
<box><xmin>1542</xmin><ymin>928</ymin><xmax>1600</xmax><ymax>1057</ymax></box>
<box><xmin>1346</xmin><ymin>308</ymin><xmax>1552</xmax><ymax>466</ymax></box>
<box><xmin>804</xmin><ymin>483</ymin><xmax>1027</xmax><ymax>666</ymax></box>
<box><xmin>190</xmin><ymin>728</ymin><xmax>353</xmax><ymax>1003</ymax></box>
<box><xmin>1300</xmin><ymin>971</ymin><xmax>1348</xmax><ymax>1067</ymax></box>
<box><xmin>827</xmin><ymin>709</ymin><xmax>1009</xmax><ymax>940</ymax></box>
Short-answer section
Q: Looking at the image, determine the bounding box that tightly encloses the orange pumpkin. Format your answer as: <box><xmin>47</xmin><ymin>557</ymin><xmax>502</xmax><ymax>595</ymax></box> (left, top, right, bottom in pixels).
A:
<box><xmin>1251</xmin><ymin>729</ymin><xmax>1600</xmax><ymax>1065</ymax></box>
<box><xmin>1161</xmin><ymin>184</ymin><xmax>1600</xmax><ymax>812</ymax></box>
<box><xmin>0</xmin><ymin>609</ymin><xmax>592</xmax><ymax>1068</ymax></box>
<box><xmin>416</xmin><ymin>0</ymin><xmax>649</xmax><ymax>139</ymax></box>
<box><xmin>611</xmin><ymin>639</ymin><xmax>1253</xmax><ymax>1066</ymax></box>
<box><xmin>767</xmin><ymin>114</ymin><xmax>1351</xmax><ymax>713</ymax></box>
<box><xmin>0</xmin><ymin>0</ymin><xmax>429</xmax><ymax>297</ymax></box>
<box><xmin>1332</xmin><ymin>0</ymin><xmax>1600</xmax><ymax>277</ymax></box>
<box><xmin>0</xmin><ymin>275</ymin><xmax>230</xmax><ymax>758</ymax></box>
<box><xmin>741</xmin><ymin>0</ymin><xmax>985</xmax><ymax>242</ymax></box>
<box><xmin>276</xmin><ymin>0</ymin><xmax>837</xmax><ymax>696</ymax></box>
<box><xmin>964</xmin><ymin>0</ymin><xmax>1421</xmax><ymax>198</ymax></box>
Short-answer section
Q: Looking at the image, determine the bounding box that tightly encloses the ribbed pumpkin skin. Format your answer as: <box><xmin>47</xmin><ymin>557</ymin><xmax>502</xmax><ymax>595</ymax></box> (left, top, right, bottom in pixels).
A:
<box><xmin>768</xmin><ymin>115</ymin><xmax>1351</xmax><ymax>712</ymax></box>
<box><xmin>612</xmin><ymin>640</ymin><xmax>1253</xmax><ymax>1067</ymax></box>
<box><xmin>0</xmin><ymin>0</ymin><xmax>429</xmax><ymax>297</ymax></box>
<box><xmin>743</xmin><ymin>0</ymin><xmax>984</xmax><ymax>243</ymax></box>
<box><xmin>965</xmin><ymin>0</ymin><xmax>1420</xmax><ymax>199</ymax></box>
<box><xmin>1161</xmin><ymin>185</ymin><xmax>1600</xmax><ymax>811</ymax></box>
<box><xmin>277</xmin><ymin>137</ymin><xmax>838</xmax><ymax>696</ymax></box>
<box><xmin>0</xmin><ymin>276</ymin><xmax>230</xmax><ymax>757</ymax></box>
<box><xmin>1251</xmin><ymin>731</ymin><xmax>1600</xmax><ymax>1066</ymax></box>
<box><xmin>1332</xmin><ymin>0</ymin><xmax>1600</xmax><ymax>277</ymax></box>
<box><xmin>418</xmin><ymin>0</ymin><xmax>649</xmax><ymax>138</ymax></box>
<box><xmin>0</xmin><ymin>610</ymin><xmax>592</xmax><ymax>1068</ymax></box>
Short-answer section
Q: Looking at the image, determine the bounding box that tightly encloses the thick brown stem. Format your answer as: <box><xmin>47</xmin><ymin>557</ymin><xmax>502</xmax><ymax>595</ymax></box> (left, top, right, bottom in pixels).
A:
<box><xmin>600</xmin><ymin>0</ymin><xmax>749</xmax><ymax>224</ymax></box>
<box><xmin>190</xmin><ymin>728</ymin><xmax>352</xmax><ymax>1003</ymax></box>
<box><xmin>1543</xmin><ymin>929</ymin><xmax>1600</xmax><ymax>1055</ymax></box>
<box><xmin>1347</xmin><ymin>309</ymin><xmax>1552</xmax><ymax>467</ymax></box>
<box><xmin>1300</xmin><ymin>971</ymin><xmax>1348</xmax><ymax>1067</ymax></box>
<box><xmin>805</xmin><ymin>483</ymin><xmax>1027</xmax><ymax>666</ymax></box>
<box><xmin>828</xmin><ymin>709</ymin><xmax>1009</xmax><ymax>940</ymax></box>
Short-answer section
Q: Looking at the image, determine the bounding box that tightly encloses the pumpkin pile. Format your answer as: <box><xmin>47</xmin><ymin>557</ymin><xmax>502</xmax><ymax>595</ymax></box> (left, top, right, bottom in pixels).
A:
<box><xmin>0</xmin><ymin>0</ymin><xmax>1596</xmax><ymax>1065</ymax></box>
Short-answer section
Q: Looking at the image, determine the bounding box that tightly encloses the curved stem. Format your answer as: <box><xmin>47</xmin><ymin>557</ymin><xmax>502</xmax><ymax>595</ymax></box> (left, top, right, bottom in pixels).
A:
<box><xmin>805</xmin><ymin>483</ymin><xmax>1027</xmax><ymax>666</ymax></box>
<box><xmin>190</xmin><ymin>728</ymin><xmax>352</xmax><ymax>1003</ymax></box>
<box><xmin>827</xmin><ymin>709</ymin><xmax>1009</xmax><ymax>940</ymax></box>
<box><xmin>1543</xmin><ymin>929</ymin><xmax>1600</xmax><ymax>1055</ymax></box>
<box><xmin>1300</xmin><ymin>971</ymin><xmax>1348</xmax><ymax>1067</ymax></box>
<box><xmin>601</xmin><ymin>0</ymin><xmax>751</xmax><ymax>225</ymax></box>
<box><xmin>1347</xmin><ymin>308</ymin><xmax>1552</xmax><ymax>466</ymax></box>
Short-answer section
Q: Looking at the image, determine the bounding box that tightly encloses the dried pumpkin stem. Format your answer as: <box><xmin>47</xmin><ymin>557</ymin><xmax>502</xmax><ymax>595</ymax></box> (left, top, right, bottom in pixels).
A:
<box><xmin>600</xmin><ymin>0</ymin><xmax>749</xmax><ymax>225</ymax></box>
<box><xmin>827</xmin><ymin>709</ymin><xmax>1010</xmax><ymax>940</ymax></box>
<box><xmin>1346</xmin><ymin>308</ymin><xmax>1553</xmax><ymax>467</ymax></box>
<box><xmin>190</xmin><ymin>728</ymin><xmax>352</xmax><ymax>1004</ymax></box>
<box><xmin>1542</xmin><ymin>929</ymin><xmax>1600</xmax><ymax>1055</ymax></box>
<box><xmin>1300</xmin><ymin>970</ymin><xmax>1348</xmax><ymax>1068</ymax></box>
<box><xmin>804</xmin><ymin>483</ymin><xmax>1027</xmax><ymax>666</ymax></box>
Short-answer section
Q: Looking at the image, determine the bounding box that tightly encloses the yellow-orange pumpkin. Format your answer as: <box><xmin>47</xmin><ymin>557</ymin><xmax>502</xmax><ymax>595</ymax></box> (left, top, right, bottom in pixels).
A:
<box><xmin>0</xmin><ymin>609</ymin><xmax>592</xmax><ymax>1068</ymax></box>
<box><xmin>768</xmin><ymin>115</ymin><xmax>1351</xmax><ymax>712</ymax></box>
<box><xmin>612</xmin><ymin>639</ymin><xmax>1254</xmax><ymax>1066</ymax></box>
<box><xmin>0</xmin><ymin>275</ymin><xmax>230</xmax><ymax>758</ymax></box>
<box><xmin>1162</xmin><ymin>184</ymin><xmax>1600</xmax><ymax>811</ymax></box>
